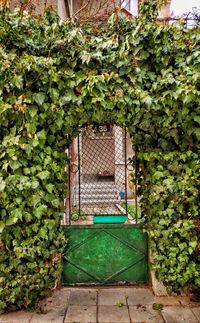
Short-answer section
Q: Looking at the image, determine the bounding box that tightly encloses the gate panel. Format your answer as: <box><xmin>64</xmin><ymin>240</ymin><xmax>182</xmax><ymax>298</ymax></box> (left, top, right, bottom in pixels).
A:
<box><xmin>62</xmin><ymin>225</ymin><xmax>148</xmax><ymax>285</ymax></box>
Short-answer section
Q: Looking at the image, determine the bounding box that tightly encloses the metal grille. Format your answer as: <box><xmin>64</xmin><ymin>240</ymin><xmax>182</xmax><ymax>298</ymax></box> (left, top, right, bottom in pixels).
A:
<box><xmin>66</xmin><ymin>124</ymin><xmax>139</xmax><ymax>225</ymax></box>
<box><xmin>73</xmin><ymin>125</ymin><xmax>127</xmax><ymax>217</ymax></box>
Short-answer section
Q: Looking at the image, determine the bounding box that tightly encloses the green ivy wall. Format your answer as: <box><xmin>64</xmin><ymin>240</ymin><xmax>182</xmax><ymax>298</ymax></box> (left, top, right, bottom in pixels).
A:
<box><xmin>0</xmin><ymin>1</ymin><xmax>199</xmax><ymax>311</ymax></box>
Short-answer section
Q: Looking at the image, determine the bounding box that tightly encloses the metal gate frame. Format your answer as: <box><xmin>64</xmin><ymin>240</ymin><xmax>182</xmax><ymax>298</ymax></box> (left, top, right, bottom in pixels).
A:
<box><xmin>62</xmin><ymin>125</ymin><xmax>148</xmax><ymax>286</ymax></box>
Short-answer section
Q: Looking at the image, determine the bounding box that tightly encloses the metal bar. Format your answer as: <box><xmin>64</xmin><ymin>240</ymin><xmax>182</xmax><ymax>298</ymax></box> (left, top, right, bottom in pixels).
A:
<box><xmin>62</xmin><ymin>223</ymin><xmax>142</xmax><ymax>229</ymax></box>
<box><xmin>78</xmin><ymin>133</ymin><xmax>81</xmax><ymax>218</ymax></box>
<box><xmin>68</xmin><ymin>152</ymin><xmax>71</xmax><ymax>225</ymax></box>
<box><xmin>124</xmin><ymin>127</ymin><xmax>128</xmax><ymax>217</ymax></box>
<box><xmin>66</xmin><ymin>230</ymin><xmax>102</xmax><ymax>253</ymax></box>
<box><xmin>67</xmin><ymin>142</ymin><xmax>72</xmax><ymax>225</ymax></box>
<box><xmin>135</xmin><ymin>141</ymin><xmax>138</xmax><ymax>224</ymax></box>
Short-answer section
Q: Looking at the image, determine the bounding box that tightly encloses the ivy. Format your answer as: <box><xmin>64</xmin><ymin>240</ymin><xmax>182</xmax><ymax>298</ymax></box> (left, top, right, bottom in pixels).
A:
<box><xmin>138</xmin><ymin>151</ymin><xmax>200</xmax><ymax>292</ymax></box>
<box><xmin>0</xmin><ymin>1</ymin><xmax>199</xmax><ymax>312</ymax></box>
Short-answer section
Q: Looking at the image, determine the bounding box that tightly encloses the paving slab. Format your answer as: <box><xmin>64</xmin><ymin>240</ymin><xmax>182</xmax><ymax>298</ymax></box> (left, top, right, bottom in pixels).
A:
<box><xmin>43</xmin><ymin>288</ymin><xmax>70</xmax><ymax>309</ymax></box>
<box><xmin>98</xmin><ymin>288</ymin><xmax>126</xmax><ymax>306</ymax></box>
<box><xmin>192</xmin><ymin>307</ymin><xmax>200</xmax><ymax>322</ymax></box>
<box><xmin>125</xmin><ymin>287</ymin><xmax>155</xmax><ymax>306</ymax></box>
<box><xmin>129</xmin><ymin>305</ymin><xmax>164</xmax><ymax>322</ymax></box>
<box><xmin>64</xmin><ymin>305</ymin><xmax>97</xmax><ymax>322</ymax></box>
<box><xmin>68</xmin><ymin>289</ymin><xmax>97</xmax><ymax>305</ymax></box>
<box><xmin>98</xmin><ymin>305</ymin><xmax>130</xmax><ymax>322</ymax></box>
<box><xmin>162</xmin><ymin>306</ymin><xmax>198</xmax><ymax>323</ymax></box>
<box><xmin>0</xmin><ymin>311</ymin><xmax>33</xmax><ymax>323</ymax></box>
<box><xmin>31</xmin><ymin>309</ymin><xmax>65</xmax><ymax>323</ymax></box>
<box><xmin>30</xmin><ymin>288</ymin><xmax>70</xmax><ymax>323</ymax></box>
<box><xmin>1</xmin><ymin>287</ymin><xmax>199</xmax><ymax>323</ymax></box>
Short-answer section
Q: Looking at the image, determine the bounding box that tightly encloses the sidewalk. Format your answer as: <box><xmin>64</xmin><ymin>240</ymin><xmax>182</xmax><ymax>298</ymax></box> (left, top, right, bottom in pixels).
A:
<box><xmin>0</xmin><ymin>286</ymin><xmax>199</xmax><ymax>323</ymax></box>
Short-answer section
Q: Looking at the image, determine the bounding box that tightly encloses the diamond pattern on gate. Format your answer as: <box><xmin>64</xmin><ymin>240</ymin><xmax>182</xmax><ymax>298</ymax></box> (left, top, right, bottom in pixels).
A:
<box><xmin>64</xmin><ymin>229</ymin><xmax>145</xmax><ymax>283</ymax></box>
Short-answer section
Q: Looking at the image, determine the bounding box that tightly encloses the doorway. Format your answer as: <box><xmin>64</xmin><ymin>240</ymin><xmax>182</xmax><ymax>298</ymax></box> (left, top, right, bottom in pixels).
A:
<box><xmin>63</xmin><ymin>125</ymin><xmax>148</xmax><ymax>285</ymax></box>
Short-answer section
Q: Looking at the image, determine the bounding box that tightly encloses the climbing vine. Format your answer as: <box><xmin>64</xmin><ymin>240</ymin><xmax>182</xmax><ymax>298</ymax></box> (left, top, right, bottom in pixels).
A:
<box><xmin>138</xmin><ymin>151</ymin><xmax>200</xmax><ymax>292</ymax></box>
<box><xmin>0</xmin><ymin>0</ymin><xmax>199</xmax><ymax>311</ymax></box>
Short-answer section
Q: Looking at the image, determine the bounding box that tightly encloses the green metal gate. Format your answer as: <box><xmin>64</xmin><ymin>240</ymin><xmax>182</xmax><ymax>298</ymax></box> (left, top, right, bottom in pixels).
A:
<box><xmin>63</xmin><ymin>125</ymin><xmax>148</xmax><ymax>285</ymax></box>
<box><xmin>63</xmin><ymin>225</ymin><xmax>148</xmax><ymax>285</ymax></box>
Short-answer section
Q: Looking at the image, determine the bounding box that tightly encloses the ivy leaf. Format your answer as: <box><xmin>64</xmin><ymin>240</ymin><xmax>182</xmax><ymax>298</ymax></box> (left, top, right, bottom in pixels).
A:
<box><xmin>26</xmin><ymin>122</ymin><xmax>36</xmax><ymax>134</ymax></box>
<box><xmin>33</xmin><ymin>92</ymin><xmax>46</xmax><ymax>106</ymax></box>
<box><xmin>193</xmin><ymin>116</ymin><xmax>200</xmax><ymax>124</ymax></box>
<box><xmin>142</xmin><ymin>96</ymin><xmax>152</xmax><ymax>106</ymax></box>
<box><xmin>59</xmin><ymin>95</ymin><xmax>73</xmax><ymax>105</ymax></box>
<box><xmin>189</xmin><ymin>241</ymin><xmax>197</xmax><ymax>249</ymax></box>
<box><xmin>37</xmin><ymin>171</ymin><xmax>50</xmax><ymax>180</ymax></box>
<box><xmin>32</xmin><ymin>180</ymin><xmax>39</xmax><ymax>189</ymax></box>
<box><xmin>80</xmin><ymin>51</ymin><xmax>91</xmax><ymax>64</ymax></box>
<box><xmin>33</xmin><ymin>205</ymin><xmax>47</xmax><ymax>219</ymax></box>
<box><xmin>28</xmin><ymin>106</ymin><xmax>38</xmax><ymax>118</ymax></box>
<box><xmin>32</xmin><ymin>138</ymin><xmax>39</xmax><ymax>147</ymax></box>
<box><xmin>0</xmin><ymin>103</ymin><xmax>12</xmax><ymax>114</ymax></box>
<box><xmin>30</xmin><ymin>194</ymin><xmax>42</xmax><ymax>207</ymax></box>
<box><xmin>0</xmin><ymin>177</ymin><xmax>5</xmax><ymax>192</ymax></box>
<box><xmin>0</xmin><ymin>221</ymin><xmax>5</xmax><ymax>233</ymax></box>
<box><xmin>37</xmin><ymin>129</ymin><xmax>46</xmax><ymax>140</ymax></box>
<box><xmin>68</xmin><ymin>28</ymin><xmax>79</xmax><ymax>41</ymax></box>
<box><xmin>12</xmin><ymin>75</ymin><xmax>23</xmax><ymax>89</ymax></box>
<box><xmin>193</xmin><ymin>128</ymin><xmax>200</xmax><ymax>140</ymax></box>
<box><xmin>9</xmin><ymin>160</ymin><xmax>21</xmax><ymax>170</ymax></box>
<box><xmin>40</xmin><ymin>227</ymin><xmax>48</xmax><ymax>239</ymax></box>
<box><xmin>46</xmin><ymin>183</ymin><xmax>54</xmax><ymax>193</ymax></box>
<box><xmin>51</xmin><ymin>198</ymin><xmax>60</xmax><ymax>208</ymax></box>
<box><xmin>49</xmin><ymin>88</ymin><xmax>59</xmax><ymax>101</ymax></box>
<box><xmin>6</xmin><ymin>209</ymin><xmax>22</xmax><ymax>226</ymax></box>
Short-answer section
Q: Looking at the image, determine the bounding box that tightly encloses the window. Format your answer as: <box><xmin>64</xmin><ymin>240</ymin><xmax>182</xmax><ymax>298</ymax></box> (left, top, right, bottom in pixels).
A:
<box><xmin>121</xmin><ymin>0</ymin><xmax>138</xmax><ymax>16</ymax></box>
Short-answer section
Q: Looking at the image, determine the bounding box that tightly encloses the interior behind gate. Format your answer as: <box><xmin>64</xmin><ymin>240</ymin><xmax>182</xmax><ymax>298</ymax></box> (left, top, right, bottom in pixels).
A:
<box><xmin>65</xmin><ymin>124</ymin><xmax>141</xmax><ymax>225</ymax></box>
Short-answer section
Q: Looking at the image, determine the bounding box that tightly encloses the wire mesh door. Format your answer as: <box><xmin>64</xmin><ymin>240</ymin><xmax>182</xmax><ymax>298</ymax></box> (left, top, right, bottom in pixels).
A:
<box><xmin>68</xmin><ymin>125</ymin><xmax>138</xmax><ymax>225</ymax></box>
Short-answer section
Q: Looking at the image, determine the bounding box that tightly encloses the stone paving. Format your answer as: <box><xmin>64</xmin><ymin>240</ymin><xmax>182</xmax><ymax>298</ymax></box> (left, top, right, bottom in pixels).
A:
<box><xmin>0</xmin><ymin>287</ymin><xmax>199</xmax><ymax>323</ymax></box>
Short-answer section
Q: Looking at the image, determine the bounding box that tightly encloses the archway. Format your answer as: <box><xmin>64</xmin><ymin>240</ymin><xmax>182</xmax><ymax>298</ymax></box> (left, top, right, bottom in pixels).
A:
<box><xmin>0</xmin><ymin>6</ymin><xmax>199</xmax><ymax>311</ymax></box>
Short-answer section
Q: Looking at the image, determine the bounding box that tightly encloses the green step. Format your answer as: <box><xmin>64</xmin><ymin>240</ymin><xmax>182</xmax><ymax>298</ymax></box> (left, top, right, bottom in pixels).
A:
<box><xmin>94</xmin><ymin>215</ymin><xmax>126</xmax><ymax>224</ymax></box>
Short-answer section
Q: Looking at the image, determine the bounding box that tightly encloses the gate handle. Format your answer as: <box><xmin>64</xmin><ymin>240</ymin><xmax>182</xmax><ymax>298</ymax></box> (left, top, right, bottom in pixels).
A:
<box><xmin>126</xmin><ymin>161</ymin><xmax>133</xmax><ymax>171</ymax></box>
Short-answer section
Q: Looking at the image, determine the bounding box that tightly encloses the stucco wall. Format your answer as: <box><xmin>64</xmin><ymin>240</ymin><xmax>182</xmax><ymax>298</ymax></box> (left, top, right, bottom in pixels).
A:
<box><xmin>9</xmin><ymin>0</ymin><xmax>57</xmax><ymax>15</ymax></box>
<box><xmin>159</xmin><ymin>0</ymin><xmax>171</xmax><ymax>18</ymax></box>
<box><xmin>9</xmin><ymin>0</ymin><xmax>171</xmax><ymax>19</ymax></box>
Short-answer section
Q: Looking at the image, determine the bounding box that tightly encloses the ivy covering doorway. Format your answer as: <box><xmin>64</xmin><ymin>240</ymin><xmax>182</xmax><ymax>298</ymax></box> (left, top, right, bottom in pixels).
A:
<box><xmin>63</xmin><ymin>124</ymin><xmax>148</xmax><ymax>285</ymax></box>
<box><xmin>0</xmin><ymin>0</ymin><xmax>199</xmax><ymax>312</ymax></box>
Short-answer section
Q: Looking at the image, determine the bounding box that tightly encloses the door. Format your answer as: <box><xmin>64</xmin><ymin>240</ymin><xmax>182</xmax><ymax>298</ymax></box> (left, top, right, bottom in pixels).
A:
<box><xmin>63</xmin><ymin>125</ymin><xmax>148</xmax><ymax>285</ymax></box>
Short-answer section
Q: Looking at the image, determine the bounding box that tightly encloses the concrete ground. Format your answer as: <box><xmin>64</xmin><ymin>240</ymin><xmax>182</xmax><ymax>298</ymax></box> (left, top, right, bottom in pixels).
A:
<box><xmin>0</xmin><ymin>286</ymin><xmax>199</xmax><ymax>323</ymax></box>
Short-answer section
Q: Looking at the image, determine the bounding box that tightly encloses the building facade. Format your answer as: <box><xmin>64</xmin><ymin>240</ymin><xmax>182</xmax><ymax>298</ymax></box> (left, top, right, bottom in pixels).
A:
<box><xmin>8</xmin><ymin>0</ymin><xmax>171</xmax><ymax>20</ymax></box>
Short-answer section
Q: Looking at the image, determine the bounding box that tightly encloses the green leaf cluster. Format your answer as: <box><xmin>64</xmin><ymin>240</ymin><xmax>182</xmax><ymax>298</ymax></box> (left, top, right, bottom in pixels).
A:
<box><xmin>138</xmin><ymin>151</ymin><xmax>200</xmax><ymax>292</ymax></box>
